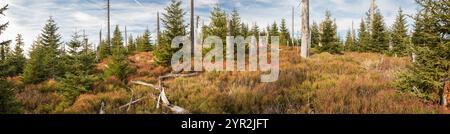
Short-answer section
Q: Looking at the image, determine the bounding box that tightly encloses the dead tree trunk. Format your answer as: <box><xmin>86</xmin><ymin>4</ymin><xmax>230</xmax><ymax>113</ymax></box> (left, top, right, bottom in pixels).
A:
<box><xmin>301</xmin><ymin>0</ymin><xmax>310</xmax><ymax>58</ymax></box>
<box><xmin>292</xmin><ymin>6</ymin><xmax>295</xmax><ymax>47</ymax></box>
<box><xmin>157</xmin><ymin>11</ymin><xmax>160</xmax><ymax>46</ymax></box>
<box><xmin>441</xmin><ymin>80</ymin><xmax>450</xmax><ymax>108</ymax></box>
<box><xmin>106</xmin><ymin>0</ymin><xmax>111</xmax><ymax>47</ymax></box>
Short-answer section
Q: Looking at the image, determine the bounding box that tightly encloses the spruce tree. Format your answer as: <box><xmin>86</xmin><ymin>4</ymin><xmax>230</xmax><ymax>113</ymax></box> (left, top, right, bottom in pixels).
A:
<box><xmin>344</xmin><ymin>30</ymin><xmax>355</xmax><ymax>51</ymax></box>
<box><xmin>23</xmin><ymin>17</ymin><xmax>63</xmax><ymax>83</ymax></box>
<box><xmin>111</xmin><ymin>25</ymin><xmax>124</xmax><ymax>52</ymax></box>
<box><xmin>205</xmin><ymin>4</ymin><xmax>227</xmax><ymax>41</ymax></box>
<box><xmin>58</xmin><ymin>32</ymin><xmax>98</xmax><ymax>103</ymax></box>
<box><xmin>368</xmin><ymin>7</ymin><xmax>388</xmax><ymax>53</ymax></box>
<box><xmin>0</xmin><ymin>5</ymin><xmax>11</xmax><ymax>62</ymax></box>
<box><xmin>231</xmin><ymin>8</ymin><xmax>242</xmax><ymax>37</ymax></box>
<box><xmin>251</xmin><ymin>23</ymin><xmax>260</xmax><ymax>41</ymax></box>
<box><xmin>154</xmin><ymin>0</ymin><xmax>187</xmax><ymax>67</ymax></box>
<box><xmin>0</xmin><ymin>4</ymin><xmax>20</xmax><ymax>113</ymax></box>
<box><xmin>311</xmin><ymin>22</ymin><xmax>320</xmax><ymax>48</ymax></box>
<box><xmin>104</xmin><ymin>47</ymin><xmax>132</xmax><ymax>84</ymax></box>
<box><xmin>137</xmin><ymin>29</ymin><xmax>152</xmax><ymax>52</ymax></box>
<box><xmin>397</xmin><ymin>0</ymin><xmax>450</xmax><ymax>101</ymax></box>
<box><xmin>98</xmin><ymin>40</ymin><xmax>110</xmax><ymax>59</ymax></box>
<box><xmin>127</xmin><ymin>34</ymin><xmax>136</xmax><ymax>53</ymax></box>
<box><xmin>269</xmin><ymin>22</ymin><xmax>279</xmax><ymax>43</ymax></box>
<box><xmin>318</xmin><ymin>11</ymin><xmax>341</xmax><ymax>54</ymax></box>
<box><xmin>66</xmin><ymin>31</ymin><xmax>82</xmax><ymax>55</ymax></box>
<box><xmin>279</xmin><ymin>19</ymin><xmax>291</xmax><ymax>46</ymax></box>
<box><xmin>270</xmin><ymin>22</ymin><xmax>279</xmax><ymax>36</ymax></box>
<box><xmin>3</xmin><ymin>34</ymin><xmax>27</xmax><ymax>76</ymax></box>
<box><xmin>105</xmin><ymin>25</ymin><xmax>132</xmax><ymax>83</ymax></box>
<box><xmin>390</xmin><ymin>8</ymin><xmax>409</xmax><ymax>56</ymax></box>
<box><xmin>240</xmin><ymin>23</ymin><xmax>250</xmax><ymax>38</ymax></box>
<box><xmin>357</xmin><ymin>19</ymin><xmax>370</xmax><ymax>52</ymax></box>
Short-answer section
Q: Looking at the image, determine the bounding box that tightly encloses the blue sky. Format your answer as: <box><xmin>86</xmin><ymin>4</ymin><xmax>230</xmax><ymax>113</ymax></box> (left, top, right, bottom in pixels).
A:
<box><xmin>0</xmin><ymin>0</ymin><xmax>420</xmax><ymax>53</ymax></box>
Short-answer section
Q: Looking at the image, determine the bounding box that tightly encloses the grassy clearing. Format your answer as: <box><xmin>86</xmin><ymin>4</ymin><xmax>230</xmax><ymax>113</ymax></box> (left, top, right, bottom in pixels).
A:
<box><xmin>13</xmin><ymin>47</ymin><xmax>445</xmax><ymax>114</ymax></box>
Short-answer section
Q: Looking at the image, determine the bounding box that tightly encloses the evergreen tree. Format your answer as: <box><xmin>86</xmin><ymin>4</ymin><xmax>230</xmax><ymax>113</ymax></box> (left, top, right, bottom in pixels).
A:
<box><xmin>3</xmin><ymin>34</ymin><xmax>27</xmax><ymax>76</ymax></box>
<box><xmin>279</xmin><ymin>19</ymin><xmax>291</xmax><ymax>46</ymax></box>
<box><xmin>390</xmin><ymin>8</ymin><xmax>409</xmax><ymax>56</ymax></box>
<box><xmin>269</xmin><ymin>21</ymin><xmax>279</xmax><ymax>45</ymax></box>
<box><xmin>368</xmin><ymin>7</ymin><xmax>388</xmax><ymax>53</ymax></box>
<box><xmin>240</xmin><ymin>23</ymin><xmax>250</xmax><ymax>38</ymax></box>
<box><xmin>251</xmin><ymin>23</ymin><xmax>260</xmax><ymax>41</ymax></box>
<box><xmin>0</xmin><ymin>4</ymin><xmax>20</xmax><ymax>113</ymax></box>
<box><xmin>98</xmin><ymin>40</ymin><xmax>110</xmax><ymax>59</ymax></box>
<box><xmin>0</xmin><ymin>5</ymin><xmax>11</xmax><ymax>62</ymax></box>
<box><xmin>344</xmin><ymin>30</ymin><xmax>355</xmax><ymax>51</ymax></box>
<box><xmin>137</xmin><ymin>29</ymin><xmax>152</xmax><ymax>52</ymax></box>
<box><xmin>318</xmin><ymin>11</ymin><xmax>341</xmax><ymax>54</ymax></box>
<box><xmin>311</xmin><ymin>22</ymin><xmax>320</xmax><ymax>48</ymax></box>
<box><xmin>58</xmin><ymin>32</ymin><xmax>98</xmax><ymax>103</ymax></box>
<box><xmin>105</xmin><ymin>25</ymin><xmax>132</xmax><ymax>83</ymax></box>
<box><xmin>231</xmin><ymin>8</ymin><xmax>242</xmax><ymax>37</ymax></box>
<box><xmin>205</xmin><ymin>5</ymin><xmax>227</xmax><ymax>41</ymax></box>
<box><xmin>397</xmin><ymin>0</ymin><xmax>450</xmax><ymax>101</ymax></box>
<box><xmin>66</xmin><ymin>31</ymin><xmax>82</xmax><ymax>55</ymax></box>
<box><xmin>23</xmin><ymin>17</ymin><xmax>63</xmax><ymax>83</ymax></box>
<box><xmin>154</xmin><ymin>0</ymin><xmax>187</xmax><ymax>67</ymax></box>
<box><xmin>111</xmin><ymin>25</ymin><xmax>124</xmax><ymax>52</ymax></box>
<box><xmin>104</xmin><ymin>47</ymin><xmax>132</xmax><ymax>84</ymax></box>
<box><xmin>270</xmin><ymin>22</ymin><xmax>279</xmax><ymax>36</ymax></box>
<box><xmin>127</xmin><ymin>34</ymin><xmax>136</xmax><ymax>53</ymax></box>
<box><xmin>357</xmin><ymin>19</ymin><xmax>370</xmax><ymax>52</ymax></box>
<box><xmin>23</xmin><ymin>38</ymin><xmax>47</xmax><ymax>84</ymax></box>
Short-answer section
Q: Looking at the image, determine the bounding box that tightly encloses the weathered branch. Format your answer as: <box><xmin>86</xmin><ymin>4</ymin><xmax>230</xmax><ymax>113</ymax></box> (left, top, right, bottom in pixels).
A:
<box><xmin>159</xmin><ymin>73</ymin><xmax>199</xmax><ymax>80</ymax></box>
<box><xmin>131</xmin><ymin>81</ymin><xmax>161</xmax><ymax>91</ymax></box>
<box><xmin>118</xmin><ymin>97</ymin><xmax>148</xmax><ymax>110</ymax></box>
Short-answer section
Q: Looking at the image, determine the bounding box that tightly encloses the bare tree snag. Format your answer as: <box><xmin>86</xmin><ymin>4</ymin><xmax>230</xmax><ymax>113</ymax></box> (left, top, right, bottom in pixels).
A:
<box><xmin>129</xmin><ymin>73</ymin><xmax>197</xmax><ymax>114</ymax></box>
<box><xmin>441</xmin><ymin>78</ymin><xmax>450</xmax><ymax>108</ymax></box>
<box><xmin>369</xmin><ymin>0</ymin><xmax>376</xmax><ymax>34</ymax></box>
<box><xmin>292</xmin><ymin>6</ymin><xmax>295</xmax><ymax>47</ymax></box>
<box><xmin>157</xmin><ymin>11</ymin><xmax>160</xmax><ymax>45</ymax></box>
<box><xmin>301</xmin><ymin>0</ymin><xmax>310</xmax><ymax>58</ymax></box>
<box><xmin>99</xmin><ymin>101</ymin><xmax>106</xmax><ymax>114</ymax></box>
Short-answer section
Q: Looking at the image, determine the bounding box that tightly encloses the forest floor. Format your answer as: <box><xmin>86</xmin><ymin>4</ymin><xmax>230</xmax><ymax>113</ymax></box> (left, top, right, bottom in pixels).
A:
<box><xmin>15</xmin><ymin>47</ymin><xmax>448</xmax><ymax>114</ymax></box>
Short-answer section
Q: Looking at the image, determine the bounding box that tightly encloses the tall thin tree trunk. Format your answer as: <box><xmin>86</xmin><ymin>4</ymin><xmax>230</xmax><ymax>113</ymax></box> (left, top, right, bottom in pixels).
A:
<box><xmin>124</xmin><ymin>26</ymin><xmax>127</xmax><ymax>47</ymax></box>
<box><xmin>190</xmin><ymin>0</ymin><xmax>195</xmax><ymax>54</ymax></box>
<box><xmin>301</xmin><ymin>0</ymin><xmax>310</xmax><ymax>58</ymax></box>
<box><xmin>107</xmin><ymin>0</ymin><xmax>111</xmax><ymax>48</ymax></box>
<box><xmin>369</xmin><ymin>0</ymin><xmax>376</xmax><ymax>34</ymax></box>
<box><xmin>157</xmin><ymin>11</ymin><xmax>160</xmax><ymax>46</ymax></box>
<box><xmin>292</xmin><ymin>6</ymin><xmax>295</xmax><ymax>47</ymax></box>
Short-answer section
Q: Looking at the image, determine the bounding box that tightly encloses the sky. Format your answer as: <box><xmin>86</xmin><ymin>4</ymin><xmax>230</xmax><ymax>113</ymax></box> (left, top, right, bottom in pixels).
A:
<box><xmin>0</xmin><ymin>0</ymin><xmax>421</xmax><ymax>54</ymax></box>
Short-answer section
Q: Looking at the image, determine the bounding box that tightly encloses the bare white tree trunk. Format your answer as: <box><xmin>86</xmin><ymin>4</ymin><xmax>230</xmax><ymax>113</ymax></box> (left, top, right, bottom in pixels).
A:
<box><xmin>369</xmin><ymin>0</ymin><xmax>376</xmax><ymax>34</ymax></box>
<box><xmin>292</xmin><ymin>6</ymin><xmax>295</xmax><ymax>47</ymax></box>
<box><xmin>301</xmin><ymin>0</ymin><xmax>310</xmax><ymax>58</ymax></box>
<box><xmin>157</xmin><ymin>11</ymin><xmax>160</xmax><ymax>45</ymax></box>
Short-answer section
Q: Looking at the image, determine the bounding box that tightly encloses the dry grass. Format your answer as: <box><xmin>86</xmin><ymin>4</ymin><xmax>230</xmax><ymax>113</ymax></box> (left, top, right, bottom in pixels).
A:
<box><xmin>14</xmin><ymin>47</ymin><xmax>446</xmax><ymax>114</ymax></box>
<box><xmin>157</xmin><ymin>47</ymin><xmax>443</xmax><ymax>114</ymax></box>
